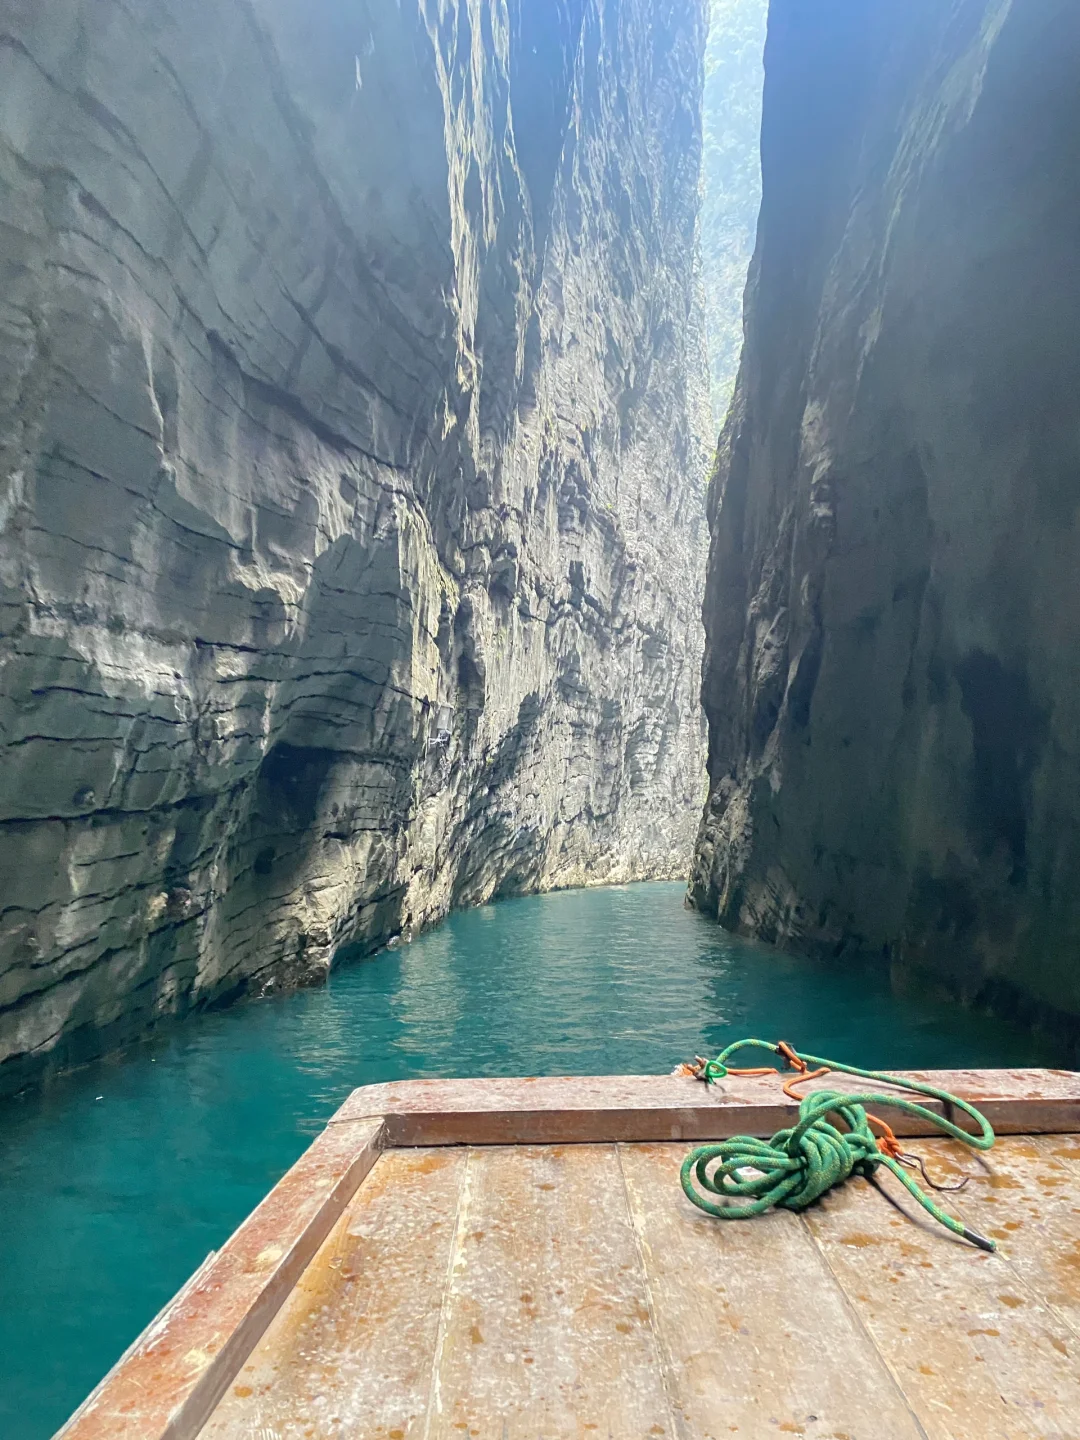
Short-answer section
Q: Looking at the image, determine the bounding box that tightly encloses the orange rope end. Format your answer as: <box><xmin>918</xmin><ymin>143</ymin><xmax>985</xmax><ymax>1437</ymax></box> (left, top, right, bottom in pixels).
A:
<box><xmin>776</xmin><ymin>1040</ymin><xmax>807</xmax><ymax>1072</ymax></box>
<box><xmin>866</xmin><ymin>1112</ymin><xmax>904</xmax><ymax>1159</ymax></box>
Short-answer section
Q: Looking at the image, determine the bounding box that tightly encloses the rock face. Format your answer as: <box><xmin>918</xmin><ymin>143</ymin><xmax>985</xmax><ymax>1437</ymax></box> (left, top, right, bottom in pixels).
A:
<box><xmin>0</xmin><ymin>0</ymin><xmax>709</xmax><ymax>1087</ymax></box>
<box><xmin>692</xmin><ymin>0</ymin><xmax>1080</xmax><ymax>1049</ymax></box>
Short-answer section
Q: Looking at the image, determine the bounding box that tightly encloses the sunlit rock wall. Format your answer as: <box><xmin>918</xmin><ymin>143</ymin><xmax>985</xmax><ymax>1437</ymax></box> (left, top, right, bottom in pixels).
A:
<box><xmin>0</xmin><ymin>0</ymin><xmax>709</xmax><ymax>1085</ymax></box>
<box><xmin>692</xmin><ymin>0</ymin><xmax>1080</xmax><ymax>1050</ymax></box>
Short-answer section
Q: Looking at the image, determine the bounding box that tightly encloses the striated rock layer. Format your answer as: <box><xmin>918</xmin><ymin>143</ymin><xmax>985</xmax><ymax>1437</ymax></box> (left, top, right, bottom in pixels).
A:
<box><xmin>692</xmin><ymin>0</ymin><xmax>1080</xmax><ymax>1050</ymax></box>
<box><xmin>0</xmin><ymin>0</ymin><xmax>709</xmax><ymax>1087</ymax></box>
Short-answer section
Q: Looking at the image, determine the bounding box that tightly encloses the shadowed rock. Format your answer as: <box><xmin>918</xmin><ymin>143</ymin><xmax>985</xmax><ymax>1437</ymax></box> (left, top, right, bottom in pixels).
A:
<box><xmin>692</xmin><ymin>0</ymin><xmax>1080</xmax><ymax>1054</ymax></box>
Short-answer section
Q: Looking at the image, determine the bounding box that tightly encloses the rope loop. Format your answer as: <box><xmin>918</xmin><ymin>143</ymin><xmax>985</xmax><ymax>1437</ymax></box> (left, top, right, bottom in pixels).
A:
<box><xmin>679</xmin><ymin>1040</ymin><xmax>997</xmax><ymax>1251</ymax></box>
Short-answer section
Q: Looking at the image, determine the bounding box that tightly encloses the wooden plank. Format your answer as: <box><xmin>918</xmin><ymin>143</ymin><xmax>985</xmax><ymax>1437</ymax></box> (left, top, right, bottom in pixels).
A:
<box><xmin>619</xmin><ymin>1142</ymin><xmax>926</xmax><ymax>1439</ymax></box>
<box><xmin>908</xmin><ymin>1134</ymin><xmax>1080</xmax><ymax>1339</ymax></box>
<box><xmin>201</xmin><ymin>1148</ymin><xmax>467</xmax><ymax>1440</ymax></box>
<box><xmin>331</xmin><ymin>1069</ymin><xmax>1080</xmax><ymax>1146</ymax></box>
<box><xmin>57</xmin><ymin>1118</ymin><xmax>385</xmax><ymax>1440</ymax></box>
<box><xmin>52</xmin><ymin>1072</ymin><xmax>1080</xmax><ymax>1440</ymax></box>
<box><xmin>425</xmin><ymin>1144</ymin><xmax>678</xmax><ymax>1437</ymax></box>
<box><xmin>802</xmin><ymin>1137</ymin><xmax>1080</xmax><ymax>1439</ymax></box>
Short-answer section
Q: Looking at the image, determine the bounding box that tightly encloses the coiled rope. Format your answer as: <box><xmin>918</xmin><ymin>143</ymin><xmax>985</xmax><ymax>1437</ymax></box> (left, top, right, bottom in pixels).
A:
<box><xmin>678</xmin><ymin>1039</ymin><xmax>996</xmax><ymax>1250</ymax></box>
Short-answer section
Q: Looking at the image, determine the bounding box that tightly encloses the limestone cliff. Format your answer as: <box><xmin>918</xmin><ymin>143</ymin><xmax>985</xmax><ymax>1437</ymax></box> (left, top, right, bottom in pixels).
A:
<box><xmin>692</xmin><ymin>0</ymin><xmax>1080</xmax><ymax>1050</ymax></box>
<box><xmin>0</xmin><ymin>0</ymin><xmax>709</xmax><ymax>1086</ymax></box>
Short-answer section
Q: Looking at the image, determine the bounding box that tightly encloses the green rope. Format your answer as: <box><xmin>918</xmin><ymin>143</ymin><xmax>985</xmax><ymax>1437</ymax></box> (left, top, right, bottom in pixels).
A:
<box><xmin>680</xmin><ymin>1039</ymin><xmax>997</xmax><ymax>1251</ymax></box>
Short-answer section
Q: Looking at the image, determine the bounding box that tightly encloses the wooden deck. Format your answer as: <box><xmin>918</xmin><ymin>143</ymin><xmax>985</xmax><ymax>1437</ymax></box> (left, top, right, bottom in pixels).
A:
<box><xmin>58</xmin><ymin>1068</ymin><xmax>1080</xmax><ymax>1440</ymax></box>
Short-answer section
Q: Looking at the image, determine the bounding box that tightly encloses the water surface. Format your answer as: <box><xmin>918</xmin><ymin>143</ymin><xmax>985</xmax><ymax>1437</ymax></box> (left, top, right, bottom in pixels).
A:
<box><xmin>0</xmin><ymin>881</ymin><xmax>1059</xmax><ymax>1439</ymax></box>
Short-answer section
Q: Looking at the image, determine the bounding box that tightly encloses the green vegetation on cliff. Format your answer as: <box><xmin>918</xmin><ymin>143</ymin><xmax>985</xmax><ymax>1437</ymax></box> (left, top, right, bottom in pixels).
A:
<box><xmin>701</xmin><ymin>0</ymin><xmax>767</xmax><ymax>428</ymax></box>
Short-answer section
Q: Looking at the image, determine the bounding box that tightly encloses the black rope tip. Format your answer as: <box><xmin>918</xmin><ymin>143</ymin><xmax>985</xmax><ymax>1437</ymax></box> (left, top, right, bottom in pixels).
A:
<box><xmin>962</xmin><ymin>1226</ymin><xmax>997</xmax><ymax>1253</ymax></box>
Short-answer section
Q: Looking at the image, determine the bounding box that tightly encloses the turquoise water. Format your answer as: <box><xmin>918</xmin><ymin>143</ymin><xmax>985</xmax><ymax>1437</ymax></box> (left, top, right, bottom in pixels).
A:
<box><xmin>0</xmin><ymin>881</ymin><xmax>1061</xmax><ymax>1440</ymax></box>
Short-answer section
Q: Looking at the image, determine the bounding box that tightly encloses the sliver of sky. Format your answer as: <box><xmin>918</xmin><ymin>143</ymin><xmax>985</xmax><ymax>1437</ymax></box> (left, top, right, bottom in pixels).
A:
<box><xmin>701</xmin><ymin>0</ymin><xmax>768</xmax><ymax>429</ymax></box>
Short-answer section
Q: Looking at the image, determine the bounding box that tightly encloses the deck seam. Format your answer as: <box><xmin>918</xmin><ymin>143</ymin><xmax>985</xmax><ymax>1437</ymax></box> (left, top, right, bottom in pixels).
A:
<box><xmin>986</xmin><ymin>1245</ymin><xmax>1080</xmax><ymax>1348</ymax></box>
<box><xmin>616</xmin><ymin>1143</ymin><xmax>691</xmax><ymax>1440</ymax></box>
<box><xmin>421</xmin><ymin>1147</ymin><xmax>471</xmax><ymax>1439</ymax></box>
<box><xmin>1032</xmin><ymin>1132</ymin><xmax>1080</xmax><ymax>1345</ymax></box>
<box><xmin>798</xmin><ymin>1205</ymin><xmax>933</xmax><ymax>1440</ymax></box>
<box><xmin>327</xmin><ymin>1108</ymin><xmax>386</xmax><ymax>1130</ymax></box>
<box><xmin>951</xmin><ymin>1135</ymin><xmax>1080</xmax><ymax>1349</ymax></box>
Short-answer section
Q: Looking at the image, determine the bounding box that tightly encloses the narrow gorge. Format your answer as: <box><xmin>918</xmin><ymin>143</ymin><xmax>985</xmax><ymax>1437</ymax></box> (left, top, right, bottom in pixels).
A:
<box><xmin>10</xmin><ymin>8</ymin><xmax>1080</xmax><ymax>1438</ymax></box>
<box><xmin>4</xmin><ymin>0</ymin><xmax>1079</xmax><ymax>1097</ymax></box>
<box><xmin>692</xmin><ymin>0</ymin><xmax>1080</xmax><ymax>1053</ymax></box>
<box><xmin>0</xmin><ymin>0</ymin><xmax>711</xmax><ymax>1089</ymax></box>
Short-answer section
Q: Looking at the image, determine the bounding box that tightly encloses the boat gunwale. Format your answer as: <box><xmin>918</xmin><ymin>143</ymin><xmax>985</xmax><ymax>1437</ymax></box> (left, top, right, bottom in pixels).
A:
<box><xmin>54</xmin><ymin>1066</ymin><xmax>1080</xmax><ymax>1440</ymax></box>
<box><xmin>330</xmin><ymin>1065</ymin><xmax>1080</xmax><ymax>1146</ymax></box>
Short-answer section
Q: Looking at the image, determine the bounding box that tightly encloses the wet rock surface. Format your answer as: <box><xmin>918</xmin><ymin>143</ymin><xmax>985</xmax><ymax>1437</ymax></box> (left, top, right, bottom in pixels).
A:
<box><xmin>692</xmin><ymin>0</ymin><xmax>1080</xmax><ymax>1050</ymax></box>
<box><xmin>0</xmin><ymin>0</ymin><xmax>709</xmax><ymax>1086</ymax></box>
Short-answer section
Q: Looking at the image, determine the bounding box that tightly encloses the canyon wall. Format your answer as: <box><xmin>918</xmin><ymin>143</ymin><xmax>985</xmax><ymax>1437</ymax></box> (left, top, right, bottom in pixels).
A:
<box><xmin>692</xmin><ymin>0</ymin><xmax>1080</xmax><ymax>1048</ymax></box>
<box><xmin>0</xmin><ymin>0</ymin><xmax>710</xmax><ymax>1087</ymax></box>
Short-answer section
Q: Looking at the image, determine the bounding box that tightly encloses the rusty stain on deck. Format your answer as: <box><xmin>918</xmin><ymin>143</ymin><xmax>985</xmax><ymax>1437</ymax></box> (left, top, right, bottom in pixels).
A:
<box><xmin>55</xmin><ymin>1069</ymin><xmax>1080</xmax><ymax>1440</ymax></box>
<box><xmin>203</xmin><ymin>1137</ymin><xmax>1080</xmax><ymax>1440</ymax></box>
